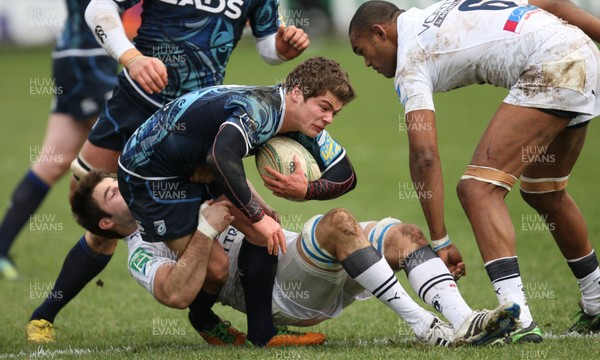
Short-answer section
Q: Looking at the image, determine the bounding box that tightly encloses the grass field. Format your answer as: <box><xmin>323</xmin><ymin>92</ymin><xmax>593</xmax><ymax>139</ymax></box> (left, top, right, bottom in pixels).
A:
<box><xmin>1</xmin><ymin>35</ymin><xmax>600</xmax><ymax>359</ymax></box>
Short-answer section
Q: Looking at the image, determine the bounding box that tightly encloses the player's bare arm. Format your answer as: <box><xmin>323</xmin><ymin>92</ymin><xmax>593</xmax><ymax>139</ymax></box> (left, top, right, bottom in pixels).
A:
<box><xmin>405</xmin><ymin>110</ymin><xmax>465</xmax><ymax>278</ymax></box>
<box><xmin>531</xmin><ymin>0</ymin><xmax>600</xmax><ymax>42</ymax></box>
<box><xmin>152</xmin><ymin>202</ymin><xmax>234</xmax><ymax>308</ymax></box>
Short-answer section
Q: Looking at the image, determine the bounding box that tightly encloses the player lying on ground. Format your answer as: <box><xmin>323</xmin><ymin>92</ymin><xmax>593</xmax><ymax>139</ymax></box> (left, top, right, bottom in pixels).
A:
<box><xmin>66</xmin><ymin>169</ymin><xmax>521</xmax><ymax>347</ymax></box>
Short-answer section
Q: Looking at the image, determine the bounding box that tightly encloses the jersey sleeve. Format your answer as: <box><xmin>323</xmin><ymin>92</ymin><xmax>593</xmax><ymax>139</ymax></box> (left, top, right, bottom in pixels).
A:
<box><xmin>288</xmin><ymin>131</ymin><xmax>357</xmax><ymax>200</ymax></box>
<box><xmin>126</xmin><ymin>233</ymin><xmax>176</xmax><ymax>296</ymax></box>
<box><xmin>209</xmin><ymin>123</ymin><xmax>266</xmax><ymax>223</ymax></box>
<box><xmin>248</xmin><ymin>0</ymin><xmax>281</xmax><ymax>38</ymax></box>
<box><xmin>394</xmin><ymin>24</ymin><xmax>435</xmax><ymax>114</ymax></box>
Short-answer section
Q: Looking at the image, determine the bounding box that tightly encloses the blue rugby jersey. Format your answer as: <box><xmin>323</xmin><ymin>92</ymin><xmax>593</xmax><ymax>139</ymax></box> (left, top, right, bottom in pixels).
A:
<box><xmin>113</xmin><ymin>0</ymin><xmax>281</xmax><ymax>103</ymax></box>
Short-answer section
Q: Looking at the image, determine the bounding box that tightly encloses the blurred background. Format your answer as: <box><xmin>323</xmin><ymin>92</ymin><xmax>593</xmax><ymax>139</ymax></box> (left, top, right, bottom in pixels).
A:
<box><xmin>1</xmin><ymin>0</ymin><xmax>599</xmax><ymax>47</ymax></box>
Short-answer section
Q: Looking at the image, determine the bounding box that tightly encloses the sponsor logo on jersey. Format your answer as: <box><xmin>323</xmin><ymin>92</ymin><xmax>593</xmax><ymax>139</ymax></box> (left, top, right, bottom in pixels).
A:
<box><xmin>317</xmin><ymin>131</ymin><xmax>342</xmax><ymax>167</ymax></box>
<box><xmin>503</xmin><ymin>5</ymin><xmax>541</xmax><ymax>33</ymax></box>
<box><xmin>129</xmin><ymin>247</ymin><xmax>153</xmax><ymax>275</ymax></box>
<box><xmin>238</xmin><ymin>113</ymin><xmax>259</xmax><ymax>147</ymax></box>
<box><xmin>159</xmin><ymin>0</ymin><xmax>244</xmax><ymax>20</ymax></box>
<box><xmin>418</xmin><ymin>0</ymin><xmax>461</xmax><ymax>35</ymax></box>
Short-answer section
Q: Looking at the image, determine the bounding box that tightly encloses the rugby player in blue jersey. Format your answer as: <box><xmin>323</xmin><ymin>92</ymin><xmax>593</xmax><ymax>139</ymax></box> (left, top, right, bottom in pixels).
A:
<box><xmin>116</xmin><ymin>56</ymin><xmax>357</xmax><ymax>345</ymax></box>
<box><xmin>26</xmin><ymin>0</ymin><xmax>311</xmax><ymax>345</ymax></box>
<box><xmin>0</xmin><ymin>0</ymin><xmax>117</xmax><ymax>282</ymax></box>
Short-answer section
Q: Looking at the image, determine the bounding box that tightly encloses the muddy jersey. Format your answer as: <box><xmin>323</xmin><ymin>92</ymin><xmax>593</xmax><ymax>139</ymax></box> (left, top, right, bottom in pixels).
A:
<box><xmin>395</xmin><ymin>0</ymin><xmax>595</xmax><ymax>115</ymax></box>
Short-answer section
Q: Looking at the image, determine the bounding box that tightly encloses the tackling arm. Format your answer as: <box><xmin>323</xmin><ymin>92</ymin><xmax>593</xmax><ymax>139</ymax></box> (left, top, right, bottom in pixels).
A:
<box><xmin>152</xmin><ymin>202</ymin><xmax>233</xmax><ymax>309</ymax></box>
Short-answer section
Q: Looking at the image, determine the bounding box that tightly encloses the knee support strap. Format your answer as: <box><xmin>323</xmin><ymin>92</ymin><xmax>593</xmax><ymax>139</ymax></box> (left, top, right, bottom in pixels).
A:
<box><xmin>520</xmin><ymin>175</ymin><xmax>569</xmax><ymax>194</ymax></box>
<box><xmin>461</xmin><ymin>165</ymin><xmax>518</xmax><ymax>191</ymax></box>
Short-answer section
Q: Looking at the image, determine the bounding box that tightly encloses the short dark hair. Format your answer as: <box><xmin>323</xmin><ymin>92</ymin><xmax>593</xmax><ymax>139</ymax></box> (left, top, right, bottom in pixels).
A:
<box><xmin>284</xmin><ymin>56</ymin><xmax>356</xmax><ymax>105</ymax></box>
<box><xmin>70</xmin><ymin>169</ymin><xmax>122</xmax><ymax>239</ymax></box>
<box><xmin>349</xmin><ymin>0</ymin><xmax>402</xmax><ymax>36</ymax></box>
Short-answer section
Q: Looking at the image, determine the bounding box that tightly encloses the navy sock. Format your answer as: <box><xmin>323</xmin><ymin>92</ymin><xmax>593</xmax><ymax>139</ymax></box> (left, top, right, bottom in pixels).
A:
<box><xmin>0</xmin><ymin>170</ymin><xmax>49</xmax><ymax>257</ymax></box>
<box><xmin>30</xmin><ymin>236</ymin><xmax>112</xmax><ymax>323</ymax></box>
<box><xmin>237</xmin><ymin>239</ymin><xmax>277</xmax><ymax>346</ymax></box>
<box><xmin>188</xmin><ymin>290</ymin><xmax>220</xmax><ymax>331</ymax></box>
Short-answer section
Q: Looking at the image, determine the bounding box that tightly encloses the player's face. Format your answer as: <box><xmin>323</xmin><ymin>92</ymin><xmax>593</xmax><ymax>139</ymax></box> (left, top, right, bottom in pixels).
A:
<box><xmin>298</xmin><ymin>90</ymin><xmax>344</xmax><ymax>137</ymax></box>
<box><xmin>93</xmin><ymin>178</ymin><xmax>133</xmax><ymax>224</ymax></box>
<box><xmin>350</xmin><ymin>32</ymin><xmax>396</xmax><ymax>78</ymax></box>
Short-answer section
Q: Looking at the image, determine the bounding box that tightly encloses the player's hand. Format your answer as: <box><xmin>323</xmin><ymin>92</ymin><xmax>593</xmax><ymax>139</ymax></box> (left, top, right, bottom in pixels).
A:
<box><xmin>121</xmin><ymin>49</ymin><xmax>168</xmax><ymax>94</ymax></box>
<box><xmin>275</xmin><ymin>25</ymin><xmax>309</xmax><ymax>61</ymax></box>
<box><xmin>189</xmin><ymin>164</ymin><xmax>214</xmax><ymax>184</ymax></box>
<box><xmin>436</xmin><ymin>243</ymin><xmax>466</xmax><ymax>281</ymax></box>
<box><xmin>198</xmin><ymin>201</ymin><xmax>235</xmax><ymax>236</ymax></box>
<box><xmin>260</xmin><ymin>156</ymin><xmax>308</xmax><ymax>200</ymax></box>
<box><xmin>253</xmin><ymin>215</ymin><xmax>286</xmax><ymax>255</ymax></box>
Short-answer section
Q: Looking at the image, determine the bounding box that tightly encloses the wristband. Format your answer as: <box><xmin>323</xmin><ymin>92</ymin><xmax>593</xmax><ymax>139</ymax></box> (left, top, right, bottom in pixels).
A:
<box><xmin>431</xmin><ymin>235</ymin><xmax>451</xmax><ymax>251</ymax></box>
<box><xmin>197</xmin><ymin>203</ymin><xmax>219</xmax><ymax>239</ymax></box>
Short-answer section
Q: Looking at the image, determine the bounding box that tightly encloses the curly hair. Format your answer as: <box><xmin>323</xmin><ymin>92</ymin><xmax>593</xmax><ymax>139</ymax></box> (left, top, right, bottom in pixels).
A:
<box><xmin>70</xmin><ymin>169</ymin><xmax>122</xmax><ymax>239</ymax></box>
<box><xmin>284</xmin><ymin>56</ymin><xmax>356</xmax><ymax>104</ymax></box>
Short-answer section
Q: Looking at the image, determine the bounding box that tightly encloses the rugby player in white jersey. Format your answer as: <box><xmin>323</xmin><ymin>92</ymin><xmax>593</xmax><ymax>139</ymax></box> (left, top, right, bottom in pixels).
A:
<box><xmin>69</xmin><ymin>169</ymin><xmax>522</xmax><ymax>347</ymax></box>
<box><xmin>349</xmin><ymin>0</ymin><xmax>600</xmax><ymax>343</ymax></box>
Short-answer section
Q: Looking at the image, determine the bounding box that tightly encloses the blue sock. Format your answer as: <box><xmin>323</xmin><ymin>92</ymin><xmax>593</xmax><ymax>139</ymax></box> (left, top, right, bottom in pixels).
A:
<box><xmin>188</xmin><ymin>290</ymin><xmax>220</xmax><ymax>331</ymax></box>
<box><xmin>30</xmin><ymin>236</ymin><xmax>112</xmax><ymax>323</ymax></box>
<box><xmin>237</xmin><ymin>239</ymin><xmax>277</xmax><ymax>346</ymax></box>
<box><xmin>0</xmin><ymin>170</ymin><xmax>49</xmax><ymax>258</ymax></box>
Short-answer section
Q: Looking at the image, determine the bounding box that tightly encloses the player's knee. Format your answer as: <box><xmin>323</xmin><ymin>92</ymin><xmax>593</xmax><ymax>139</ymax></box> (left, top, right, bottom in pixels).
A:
<box><xmin>387</xmin><ymin>224</ymin><xmax>427</xmax><ymax>251</ymax></box>
<box><xmin>323</xmin><ymin>208</ymin><xmax>360</xmax><ymax>237</ymax></box>
<box><xmin>205</xmin><ymin>255</ymin><xmax>229</xmax><ymax>288</ymax></box>
<box><xmin>520</xmin><ymin>188</ymin><xmax>566</xmax><ymax>212</ymax></box>
<box><xmin>457</xmin><ymin>177</ymin><xmax>494</xmax><ymax>206</ymax></box>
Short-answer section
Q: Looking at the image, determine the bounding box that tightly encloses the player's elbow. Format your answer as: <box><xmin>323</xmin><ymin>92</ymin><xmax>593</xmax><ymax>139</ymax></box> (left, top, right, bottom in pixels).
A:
<box><xmin>409</xmin><ymin>147</ymin><xmax>438</xmax><ymax>172</ymax></box>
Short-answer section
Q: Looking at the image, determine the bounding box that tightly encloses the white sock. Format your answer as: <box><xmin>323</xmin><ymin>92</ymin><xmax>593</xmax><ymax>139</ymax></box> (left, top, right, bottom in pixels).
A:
<box><xmin>576</xmin><ymin>268</ymin><xmax>600</xmax><ymax>315</ymax></box>
<box><xmin>347</xmin><ymin>249</ymin><xmax>435</xmax><ymax>338</ymax></box>
<box><xmin>566</xmin><ymin>251</ymin><xmax>600</xmax><ymax>315</ymax></box>
<box><xmin>407</xmin><ymin>257</ymin><xmax>472</xmax><ymax>329</ymax></box>
<box><xmin>485</xmin><ymin>257</ymin><xmax>534</xmax><ymax>327</ymax></box>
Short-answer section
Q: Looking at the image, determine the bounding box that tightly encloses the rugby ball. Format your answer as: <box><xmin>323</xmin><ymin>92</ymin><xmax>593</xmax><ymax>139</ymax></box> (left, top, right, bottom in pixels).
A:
<box><xmin>255</xmin><ymin>136</ymin><xmax>321</xmax><ymax>181</ymax></box>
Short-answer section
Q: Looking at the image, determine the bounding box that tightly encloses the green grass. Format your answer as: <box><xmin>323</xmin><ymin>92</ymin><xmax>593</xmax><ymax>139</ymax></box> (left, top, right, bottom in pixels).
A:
<box><xmin>1</xmin><ymin>37</ymin><xmax>600</xmax><ymax>359</ymax></box>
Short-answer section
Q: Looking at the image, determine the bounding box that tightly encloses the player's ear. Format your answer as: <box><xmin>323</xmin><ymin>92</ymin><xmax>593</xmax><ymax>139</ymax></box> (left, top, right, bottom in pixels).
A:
<box><xmin>372</xmin><ymin>24</ymin><xmax>387</xmax><ymax>41</ymax></box>
<box><xmin>291</xmin><ymin>85</ymin><xmax>304</xmax><ymax>101</ymax></box>
<box><xmin>99</xmin><ymin>217</ymin><xmax>114</xmax><ymax>231</ymax></box>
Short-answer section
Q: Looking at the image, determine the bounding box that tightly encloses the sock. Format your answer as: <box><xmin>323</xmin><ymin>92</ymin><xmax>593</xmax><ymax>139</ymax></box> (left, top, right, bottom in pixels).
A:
<box><xmin>485</xmin><ymin>256</ymin><xmax>533</xmax><ymax>327</ymax></box>
<box><xmin>188</xmin><ymin>290</ymin><xmax>220</xmax><ymax>331</ymax></box>
<box><xmin>0</xmin><ymin>170</ymin><xmax>50</xmax><ymax>257</ymax></box>
<box><xmin>404</xmin><ymin>245</ymin><xmax>472</xmax><ymax>329</ymax></box>
<box><xmin>30</xmin><ymin>236</ymin><xmax>112</xmax><ymax>323</ymax></box>
<box><xmin>237</xmin><ymin>239</ymin><xmax>277</xmax><ymax>346</ymax></box>
<box><xmin>342</xmin><ymin>246</ymin><xmax>435</xmax><ymax>339</ymax></box>
<box><xmin>567</xmin><ymin>250</ymin><xmax>600</xmax><ymax>315</ymax></box>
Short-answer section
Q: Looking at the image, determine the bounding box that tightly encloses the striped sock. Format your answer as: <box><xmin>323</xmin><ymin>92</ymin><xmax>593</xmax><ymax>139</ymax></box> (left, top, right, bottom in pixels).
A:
<box><xmin>343</xmin><ymin>246</ymin><xmax>434</xmax><ymax>338</ymax></box>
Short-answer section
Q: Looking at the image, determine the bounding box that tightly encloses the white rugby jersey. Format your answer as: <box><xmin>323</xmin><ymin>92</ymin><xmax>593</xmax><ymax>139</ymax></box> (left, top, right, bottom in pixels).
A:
<box><xmin>395</xmin><ymin>0</ymin><xmax>589</xmax><ymax>113</ymax></box>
